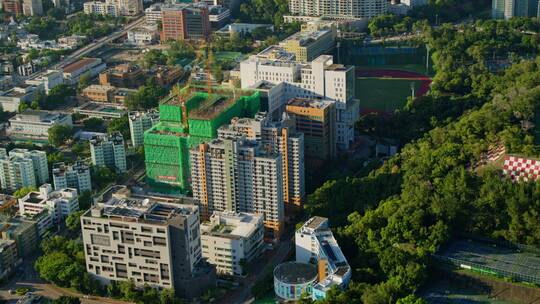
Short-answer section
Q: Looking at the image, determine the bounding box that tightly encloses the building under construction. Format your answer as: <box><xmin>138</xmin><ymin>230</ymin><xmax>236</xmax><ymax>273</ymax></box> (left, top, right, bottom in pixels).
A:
<box><xmin>144</xmin><ymin>86</ymin><xmax>260</xmax><ymax>193</ymax></box>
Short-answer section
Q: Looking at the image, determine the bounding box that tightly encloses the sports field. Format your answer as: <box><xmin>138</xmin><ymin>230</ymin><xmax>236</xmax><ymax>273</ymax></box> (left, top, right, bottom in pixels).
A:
<box><xmin>214</xmin><ymin>51</ymin><xmax>245</xmax><ymax>63</ymax></box>
<box><xmin>356</xmin><ymin>68</ymin><xmax>431</xmax><ymax>114</ymax></box>
<box><xmin>437</xmin><ymin>239</ymin><xmax>540</xmax><ymax>284</ymax></box>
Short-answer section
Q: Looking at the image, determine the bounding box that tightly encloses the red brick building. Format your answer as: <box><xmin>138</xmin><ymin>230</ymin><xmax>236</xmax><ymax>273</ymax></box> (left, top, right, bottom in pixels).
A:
<box><xmin>161</xmin><ymin>4</ymin><xmax>210</xmax><ymax>41</ymax></box>
<box><xmin>3</xmin><ymin>0</ymin><xmax>23</xmax><ymax>15</ymax></box>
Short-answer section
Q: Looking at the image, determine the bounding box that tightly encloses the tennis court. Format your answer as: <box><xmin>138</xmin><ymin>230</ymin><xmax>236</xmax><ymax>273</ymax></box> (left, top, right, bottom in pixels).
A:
<box><xmin>435</xmin><ymin>239</ymin><xmax>540</xmax><ymax>284</ymax></box>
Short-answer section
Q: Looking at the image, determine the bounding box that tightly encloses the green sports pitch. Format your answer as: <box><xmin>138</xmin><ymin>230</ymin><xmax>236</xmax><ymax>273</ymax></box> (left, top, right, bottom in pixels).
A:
<box><xmin>356</xmin><ymin>78</ymin><xmax>422</xmax><ymax>113</ymax></box>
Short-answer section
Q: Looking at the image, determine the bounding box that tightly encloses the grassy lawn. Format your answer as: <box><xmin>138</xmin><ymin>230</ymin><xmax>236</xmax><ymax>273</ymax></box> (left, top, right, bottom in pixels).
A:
<box><xmin>215</xmin><ymin>51</ymin><xmax>245</xmax><ymax>63</ymax></box>
<box><xmin>356</xmin><ymin>78</ymin><xmax>422</xmax><ymax>112</ymax></box>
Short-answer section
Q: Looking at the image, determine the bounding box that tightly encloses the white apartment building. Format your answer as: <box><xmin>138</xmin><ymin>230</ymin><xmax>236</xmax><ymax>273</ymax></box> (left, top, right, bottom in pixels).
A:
<box><xmin>144</xmin><ymin>3</ymin><xmax>163</xmax><ymax>25</ymax></box>
<box><xmin>117</xmin><ymin>0</ymin><xmax>143</xmax><ymax>15</ymax></box>
<box><xmin>240</xmin><ymin>54</ymin><xmax>358</xmax><ymax>150</ymax></box>
<box><xmin>23</xmin><ymin>0</ymin><xmax>43</xmax><ymax>16</ymax></box>
<box><xmin>52</xmin><ymin>161</ymin><xmax>92</xmax><ymax>193</ymax></box>
<box><xmin>0</xmin><ymin>155</ymin><xmax>36</xmax><ymax>191</ymax></box>
<box><xmin>190</xmin><ymin>137</ymin><xmax>284</xmax><ymax>238</ymax></box>
<box><xmin>7</xmin><ymin>149</ymin><xmax>49</xmax><ymax>185</ymax></box>
<box><xmin>80</xmin><ymin>187</ymin><xmax>215</xmax><ymax>297</ymax></box>
<box><xmin>295</xmin><ymin>216</ymin><xmax>351</xmax><ymax>300</ymax></box>
<box><xmin>8</xmin><ymin>110</ymin><xmax>73</xmax><ymax>143</ymax></box>
<box><xmin>25</xmin><ymin>70</ymin><xmax>63</xmax><ymax>94</ymax></box>
<box><xmin>126</xmin><ymin>25</ymin><xmax>159</xmax><ymax>45</ymax></box>
<box><xmin>128</xmin><ymin>110</ymin><xmax>159</xmax><ymax>148</ymax></box>
<box><xmin>0</xmin><ymin>85</ymin><xmax>38</xmax><ymax>112</ymax></box>
<box><xmin>201</xmin><ymin>211</ymin><xmax>264</xmax><ymax>275</ymax></box>
<box><xmin>19</xmin><ymin>184</ymin><xmax>79</xmax><ymax>224</ymax></box>
<box><xmin>288</xmin><ymin>0</ymin><xmax>387</xmax><ymax>19</ymax></box>
<box><xmin>90</xmin><ymin>132</ymin><xmax>127</xmax><ymax>173</ymax></box>
<box><xmin>217</xmin><ymin>112</ymin><xmax>305</xmax><ymax>207</ymax></box>
<box><xmin>84</xmin><ymin>1</ymin><xmax>118</xmax><ymax>16</ymax></box>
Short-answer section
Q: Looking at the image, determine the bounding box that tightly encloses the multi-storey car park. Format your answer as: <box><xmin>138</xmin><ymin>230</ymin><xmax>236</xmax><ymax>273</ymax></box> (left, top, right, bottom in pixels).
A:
<box><xmin>143</xmin><ymin>86</ymin><xmax>260</xmax><ymax>193</ymax></box>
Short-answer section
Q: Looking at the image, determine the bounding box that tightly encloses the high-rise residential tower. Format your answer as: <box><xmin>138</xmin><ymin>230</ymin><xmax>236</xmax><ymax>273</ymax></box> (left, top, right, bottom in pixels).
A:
<box><xmin>90</xmin><ymin>132</ymin><xmax>127</xmax><ymax>173</ymax></box>
<box><xmin>190</xmin><ymin>137</ymin><xmax>284</xmax><ymax>237</ymax></box>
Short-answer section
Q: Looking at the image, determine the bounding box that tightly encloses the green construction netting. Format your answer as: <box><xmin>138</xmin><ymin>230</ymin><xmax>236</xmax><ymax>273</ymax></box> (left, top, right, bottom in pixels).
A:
<box><xmin>144</xmin><ymin>90</ymin><xmax>261</xmax><ymax>192</ymax></box>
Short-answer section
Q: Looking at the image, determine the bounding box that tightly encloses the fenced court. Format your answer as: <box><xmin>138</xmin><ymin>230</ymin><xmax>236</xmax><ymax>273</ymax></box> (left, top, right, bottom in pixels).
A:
<box><xmin>356</xmin><ymin>69</ymin><xmax>431</xmax><ymax>114</ymax></box>
<box><xmin>434</xmin><ymin>239</ymin><xmax>540</xmax><ymax>285</ymax></box>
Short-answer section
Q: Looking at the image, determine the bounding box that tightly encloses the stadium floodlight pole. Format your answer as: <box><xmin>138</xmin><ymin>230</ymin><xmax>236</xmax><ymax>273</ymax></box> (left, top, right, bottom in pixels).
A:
<box><xmin>425</xmin><ymin>44</ymin><xmax>431</xmax><ymax>74</ymax></box>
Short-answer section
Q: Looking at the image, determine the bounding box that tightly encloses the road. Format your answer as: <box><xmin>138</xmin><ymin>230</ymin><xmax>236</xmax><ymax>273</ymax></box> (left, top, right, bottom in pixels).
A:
<box><xmin>0</xmin><ymin>254</ymin><xmax>131</xmax><ymax>304</ymax></box>
<box><xmin>27</xmin><ymin>16</ymin><xmax>146</xmax><ymax>80</ymax></box>
<box><xmin>221</xmin><ymin>232</ymin><xmax>294</xmax><ymax>304</ymax></box>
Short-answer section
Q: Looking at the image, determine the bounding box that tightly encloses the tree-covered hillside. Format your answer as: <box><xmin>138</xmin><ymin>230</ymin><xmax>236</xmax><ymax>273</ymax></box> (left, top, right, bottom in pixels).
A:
<box><xmin>305</xmin><ymin>19</ymin><xmax>540</xmax><ymax>304</ymax></box>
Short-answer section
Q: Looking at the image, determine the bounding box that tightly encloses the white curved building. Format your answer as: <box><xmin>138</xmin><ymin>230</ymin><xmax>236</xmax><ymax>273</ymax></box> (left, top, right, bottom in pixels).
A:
<box><xmin>274</xmin><ymin>262</ymin><xmax>318</xmax><ymax>301</ymax></box>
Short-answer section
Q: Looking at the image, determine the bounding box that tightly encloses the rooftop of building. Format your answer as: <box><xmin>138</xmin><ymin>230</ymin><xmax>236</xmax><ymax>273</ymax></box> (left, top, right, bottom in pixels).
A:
<box><xmin>273</xmin><ymin>262</ymin><xmax>318</xmax><ymax>284</ymax></box>
<box><xmin>103</xmin><ymin>63</ymin><xmax>142</xmax><ymax>75</ymax></box>
<box><xmin>88</xmin><ymin>191</ymin><xmax>198</xmax><ymax>224</ymax></box>
<box><xmin>161</xmin><ymin>2</ymin><xmax>207</xmax><ymax>12</ymax></box>
<box><xmin>90</xmin><ymin>131</ymin><xmax>124</xmax><ymax>146</ymax></box>
<box><xmin>76</xmin><ymin>102</ymin><xmax>126</xmax><ymax>113</ymax></box>
<box><xmin>0</xmin><ymin>216</ymin><xmax>36</xmax><ymax>235</ymax></box>
<box><xmin>52</xmin><ymin>161</ymin><xmax>89</xmax><ymax>176</ymax></box>
<box><xmin>83</xmin><ymin>84</ymin><xmax>115</xmax><ymax>92</ymax></box>
<box><xmin>20</xmin><ymin>184</ymin><xmax>77</xmax><ymax>204</ymax></box>
<box><xmin>62</xmin><ymin>58</ymin><xmax>100</xmax><ymax>74</ymax></box>
<box><xmin>201</xmin><ymin>211</ymin><xmax>262</xmax><ymax>240</ymax></box>
<box><xmin>128</xmin><ymin>109</ymin><xmax>160</xmax><ymax>121</ymax></box>
<box><xmin>279</xmin><ymin>26</ymin><xmax>334</xmax><ymax>47</ymax></box>
<box><xmin>10</xmin><ymin>110</ymin><xmax>68</xmax><ymax>123</ymax></box>
<box><xmin>304</xmin><ymin>216</ymin><xmax>328</xmax><ymax>230</ymax></box>
<box><xmin>256</xmin><ymin>45</ymin><xmax>296</xmax><ymax>61</ymax></box>
<box><xmin>286</xmin><ymin>98</ymin><xmax>335</xmax><ymax>109</ymax></box>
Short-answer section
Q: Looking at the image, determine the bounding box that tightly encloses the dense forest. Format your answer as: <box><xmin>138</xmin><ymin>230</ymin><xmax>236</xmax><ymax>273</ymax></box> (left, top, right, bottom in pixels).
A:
<box><xmin>304</xmin><ymin>18</ymin><xmax>540</xmax><ymax>304</ymax></box>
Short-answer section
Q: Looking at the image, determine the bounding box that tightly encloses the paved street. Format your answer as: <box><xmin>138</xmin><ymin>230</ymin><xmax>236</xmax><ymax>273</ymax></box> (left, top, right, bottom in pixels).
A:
<box><xmin>221</xmin><ymin>232</ymin><xmax>295</xmax><ymax>304</ymax></box>
<box><xmin>26</xmin><ymin>16</ymin><xmax>146</xmax><ymax>81</ymax></box>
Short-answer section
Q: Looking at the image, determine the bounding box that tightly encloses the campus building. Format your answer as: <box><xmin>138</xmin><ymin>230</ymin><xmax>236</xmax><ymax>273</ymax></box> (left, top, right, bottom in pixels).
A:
<box><xmin>3</xmin><ymin>0</ymin><xmax>23</xmax><ymax>15</ymax></box>
<box><xmin>7</xmin><ymin>110</ymin><xmax>73</xmax><ymax>144</ymax></box>
<box><xmin>83</xmin><ymin>0</ymin><xmax>118</xmax><ymax>16</ymax></box>
<box><xmin>98</xmin><ymin>63</ymin><xmax>145</xmax><ymax>89</ymax></box>
<box><xmin>62</xmin><ymin>58</ymin><xmax>106</xmax><ymax>85</ymax></box>
<box><xmin>295</xmin><ymin>216</ymin><xmax>351</xmax><ymax>300</ymax></box>
<box><xmin>288</xmin><ymin>0</ymin><xmax>388</xmax><ymax>19</ymax></box>
<box><xmin>286</xmin><ymin>98</ymin><xmax>337</xmax><ymax>160</ymax></box>
<box><xmin>190</xmin><ymin>137</ymin><xmax>284</xmax><ymax>237</ymax></box>
<box><xmin>22</xmin><ymin>0</ymin><xmax>42</xmax><ymax>16</ymax></box>
<box><xmin>0</xmin><ymin>148</ymin><xmax>49</xmax><ymax>191</ymax></box>
<box><xmin>18</xmin><ymin>184</ymin><xmax>79</xmax><ymax>226</ymax></box>
<box><xmin>278</xmin><ymin>21</ymin><xmax>336</xmax><ymax>62</ymax></box>
<box><xmin>81</xmin><ymin>187</ymin><xmax>215</xmax><ymax>298</ymax></box>
<box><xmin>161</xmin><ymin>3</ymin><xmax>211</xmax><ymax>41</ymax></box>
<box><xmin>0</xmin><ymin>217</ymin><xmax>39</xmax><ymax>257</ymax></box>
<box><xmin>0</xmin><ymin>240</ymin><xmax>19</xmax><ymax>280</ymax></box>
<box><xmin>200</xmin><ymin>211</ymin><xmax>264</xmax><ymax>275</ymax></box>
<box><xmin>217</xmin><ymin>112</ymin><xmax>305</xmax><ymax>207</ymax></box>
<box><xmin>492</xmin><ymin>0</ymin><xmax>540</xmax><ymax>19</ymax></box>
<box><xmin>52</xmin><ymin>161</ymin><xmax>92</xmax><ymax>193</ymax></box>
<box><xmin>90</xmin><ymin>132</ymin><xmax>127</xmax><ymax>173</ymax></box>
<box><xmin>128</xmin><ymin>110</ymin><xmax>159</xmax><ymax>148</ymax></box>
<box><xmin>240</xmin><ymin>54</ymin><xmax>358</xmax><ymax>150</ymax></box>
<box><xmin>143</xmin><ymin>89</ymin><xmax>260</xmax><ymax>192</ymax></box>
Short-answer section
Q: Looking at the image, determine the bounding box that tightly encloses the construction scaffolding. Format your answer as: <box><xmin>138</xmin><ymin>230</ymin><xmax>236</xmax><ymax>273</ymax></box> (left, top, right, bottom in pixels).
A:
<box><xmin>144</xmin><ymin>88</ymin><xmax>261</xmax><ymax>193</ymax></box>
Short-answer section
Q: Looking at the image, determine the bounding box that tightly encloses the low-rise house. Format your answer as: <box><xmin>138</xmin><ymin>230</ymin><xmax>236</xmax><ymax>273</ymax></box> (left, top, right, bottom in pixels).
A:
<box><xmin>7</xmin><ymin>109</ymin><xmax>73</xmax><ymax>143</ymax></box>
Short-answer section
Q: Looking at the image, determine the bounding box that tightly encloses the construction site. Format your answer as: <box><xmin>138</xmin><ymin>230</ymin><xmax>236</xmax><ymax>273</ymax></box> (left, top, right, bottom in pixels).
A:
<box><xmin>143</xmin><ymin>85</ymin><xmax>261</xmax><ymax>193</ymax></box>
